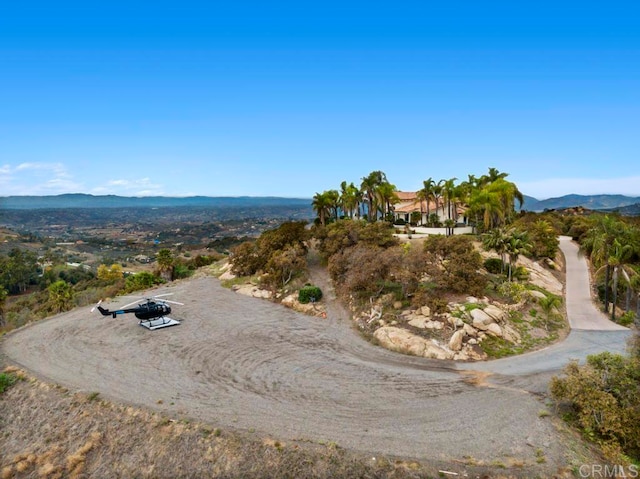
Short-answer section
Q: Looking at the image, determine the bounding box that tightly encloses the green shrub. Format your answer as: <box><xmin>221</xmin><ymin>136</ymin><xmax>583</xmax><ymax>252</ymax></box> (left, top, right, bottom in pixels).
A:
<box><xmin>551</xmin><ymin>348</ymin><xmax>640</xmax><ymax>461</ymax></box>
<box><xmin>484</xmin><ymin>258</ymin><xmax>504</xmax><ymax>274</ymax></box>
<box><xmin>298</xmin><ymin>285</ymin><xmax>322</xmax><ymax>304</ymax></box>
<box><xmin>619</xmin><ymin>311</ymin><xmax>636</xmax><ymax>326</ymax></box>
<box><xmin>513</xmin><ymin>265</ymin><xmax>530</xmax><ymax>281</ymax></box>
<box><xmin>497</xmin><ymin>281</ymin><xmax>527</xmax><ymax>303</ymax></box>
<box><xmin>0</xmin><ymin>372</ymin><xmax>17</xmax><ymax>394</ymax></box>
<box><xmin>125</xmin><ymin>272</ymin><xmax>163</xmax><ymax>293</ymax></box>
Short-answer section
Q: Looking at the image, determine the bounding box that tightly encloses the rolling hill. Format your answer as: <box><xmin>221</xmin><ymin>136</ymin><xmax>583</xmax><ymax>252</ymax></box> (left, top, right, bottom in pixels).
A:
<box><xmin>0</xmin><ymin>193</ymin><xmax>313</xmax><ymax>210</ymax></box>
<box><xmin>521</xmin><ymin>194</ymin><xmax>640</xmax><ymax>213</ymax></box>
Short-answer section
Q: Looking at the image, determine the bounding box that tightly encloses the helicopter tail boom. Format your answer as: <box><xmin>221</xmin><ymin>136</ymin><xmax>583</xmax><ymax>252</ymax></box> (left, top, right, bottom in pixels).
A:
<box><xmin>97</xmin><ymin>306</ymin><xmax>118</xmax><ymax>318</ymax></box>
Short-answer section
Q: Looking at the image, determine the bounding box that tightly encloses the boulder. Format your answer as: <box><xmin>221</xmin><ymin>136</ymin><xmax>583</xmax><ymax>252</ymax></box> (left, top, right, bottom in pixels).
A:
<box><xmin>502</xmin><ymin>324</ymin><xmax>522</xmax><ymax>343</ymax></box>
<box><xmin>408</xmin><ymin>317</ymin><xmax>427</xmax><ymax>329</ymax></box>
<box><xmin>470</xmin><ymin>309</ymin><xmax>493</xmax><ymax>330</ymax></box>
<box><xmin>485</xmin><ymin>323</ymin><xmax>503</xmax><ymax>337</ymax></box>
<box><xmin>484</xmin><ymin>304</ymin><xmax>508</xmax><ymax>323</ymax></box>
<box><xmin>233</xmin><ymin>284</ymin><xmax>272</xmax><ymax>299</ymax></box>
<box><xmin>446</xmin><ymin>314</ymin><xmax>464</xmax><ymax>328</ymax></box>
<box><xmin>528</xmin><ymin>290</ymin><xmax>547</xmax><ymax>301</ymax></box>
<box><xmin>424</xmin><ymin>320</ymin><xmax>444</xmax><ymax>330</ymax></box>
<box><xmin>373</xmin><ymin>327</ymin><xmax>454</xmax><ymax>360</ymax></box>
<box><xmin>281</xmin><ymin>294</ymin><xmax>327</xmax><ymax>317</ymax></box>
<box><xmin>463</xmin><ymin>323</ymin><xmax>477</xmax><ymax>337</ymax></box>
<box><xmin>219</xmin><ymin>270</ymin><xmax>236</xmax><ymax>281</ymax></box>
<box><xmin>449</xmin><ymin>330</ymin><xmax>465</xmax><ymax>351</ymax></box>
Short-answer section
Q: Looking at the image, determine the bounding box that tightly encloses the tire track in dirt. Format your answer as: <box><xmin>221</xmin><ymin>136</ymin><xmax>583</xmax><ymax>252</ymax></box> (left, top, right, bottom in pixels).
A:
<box><xmin>0</xmin><ymin>276</ymin><xmax>575</xmax><ymax>468</ymax></box>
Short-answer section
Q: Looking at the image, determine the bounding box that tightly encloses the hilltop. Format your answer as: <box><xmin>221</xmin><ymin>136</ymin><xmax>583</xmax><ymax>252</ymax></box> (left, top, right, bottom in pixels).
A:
<box><xmin>0</xmin><ymin>194</ymin><xmax>313</xmax><ymax>210</ymax></box>
<box><xmin>522</xmin><ymin>194</ymin><xmax>640</xmax><ymax>213</ymax></box>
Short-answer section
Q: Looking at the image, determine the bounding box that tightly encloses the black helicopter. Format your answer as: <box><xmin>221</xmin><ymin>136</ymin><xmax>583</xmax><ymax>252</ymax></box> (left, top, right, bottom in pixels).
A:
<box><xmin>92</xmin><ymin>294</ymin><xmax>183</xmax><ymax>330</ymax></box>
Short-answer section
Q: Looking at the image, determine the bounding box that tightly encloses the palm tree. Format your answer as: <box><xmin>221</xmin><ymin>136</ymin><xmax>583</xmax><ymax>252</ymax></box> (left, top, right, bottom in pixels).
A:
<box><xmin>360</xmin><ymin>170</ymin><xmax>387</xmax><ymax>221</ymax></box>
<box><xmin>469</xmin><ymin>188</ymin><xmax>503</xmax><ymax>231</ymax></box>
<box><xmin>442</xmin><ymin>177</ymin><xmax>458</xmax><ymax>224</ymax></box>
<box><xmin>421</xmin><ymin>178</ymin><xmax>436</xmax><ymax>225</ymax></box>
<box><xmin>538</xmin><ymin>295</ymin><xmax>562</xmax><ymax>331</ymax></box>
<box><xmin>485</xmin><ymin>178</ymin><xmax>523</xmax><ymax>225</ymax></box>
<box><xmin>479</xmin><ymin>167</ymin><xmax>508</xmax><ymax>186</ymax></box>
<box><xmin>312</xmin><ymin>191</ymin><xmax>332</xmax><ymax>226</ymax></box>
<box><xmin>505</xmin><ymin>228</ymin><xmax>532</xmax><ymax>282</ymax></box>
<box><xmin>581</xmin><ymin>215</ymin><xmax>627</xmax><ymax>314</ymax></box>
<box><xmin>376</xmin><ymin>181</ymin><xmax>399</xmax><ymax>221</ymax></box>
<box><xmin>594</xmin><ymin>235</ymin><xmax>638</xmax><ymax>320</ymax></box>
<box><xmin>432</xmin><ymin>180</ymin><xmax>444</xmax><ymax>224</ymax></box>
<box><xmin>339</xmin><ymin>181</ymin><xmax>360</xmax><ymax>219</ymax></box>
<box><xmin>482</xmin><ymin>227</ymin><xmax>509</xmax><ymax>273</ymax></box>
<box><xmin>325</xmin><ymin>189</ymin><xmax>340</xmax><ymax>221</ymax></box>
<box><xmin>157</xmin><ymin>248</ymin><xmax>175</xmax><ymax>281</ymax></box>
<box><xmin>48</xmin><ymin>280</ymin><xmax>75</xmax><ymax>313</ymax></box>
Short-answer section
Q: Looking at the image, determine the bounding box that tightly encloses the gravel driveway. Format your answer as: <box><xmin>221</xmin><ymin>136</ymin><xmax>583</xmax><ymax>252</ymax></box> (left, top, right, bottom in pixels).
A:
<box><xmin>0</xmin><ymin>237</ymin><xmax>632</xmax><ymax>471</ymax></box>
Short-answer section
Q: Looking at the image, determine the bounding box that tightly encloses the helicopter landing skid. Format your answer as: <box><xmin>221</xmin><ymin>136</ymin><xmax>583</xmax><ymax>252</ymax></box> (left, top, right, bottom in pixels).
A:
<box><xmin>139</xmin><ymin>317</ymin><xmax>181</xmax><ymax>331</ymax></box>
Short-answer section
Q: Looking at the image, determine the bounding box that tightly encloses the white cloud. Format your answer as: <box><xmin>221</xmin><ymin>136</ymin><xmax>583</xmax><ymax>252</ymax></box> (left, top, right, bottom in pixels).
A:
<box><xmin>517</xmin><ymin>176</ymin><xmax>640</xmax><ymax>200</ymax></box>
<box><xmin>0</xmin><ymin>162</ymin><xmax>84</xmax><ymax>196</ymax></box>
<box><xmin>90</xmin><ymin>177</ymin><xmax>164</xmax><ymax>197</ymax></box>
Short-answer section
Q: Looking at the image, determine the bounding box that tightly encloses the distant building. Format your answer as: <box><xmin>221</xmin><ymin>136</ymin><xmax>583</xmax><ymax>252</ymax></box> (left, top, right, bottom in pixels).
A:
<box><xmin>392</xmin><ymin>191</ymin><xmax>467</xmax><ymax>226</ymax></box>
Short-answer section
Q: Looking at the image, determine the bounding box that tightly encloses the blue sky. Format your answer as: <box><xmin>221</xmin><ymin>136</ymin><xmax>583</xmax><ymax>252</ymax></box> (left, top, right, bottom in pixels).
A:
<box><xmin>0</xmin><ymin>1</ymin><xmax>638</xmax><ymax>200</ymax></box>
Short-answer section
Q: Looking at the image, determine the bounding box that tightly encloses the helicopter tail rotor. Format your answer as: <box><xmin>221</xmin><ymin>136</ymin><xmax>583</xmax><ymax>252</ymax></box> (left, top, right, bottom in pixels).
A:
<box><xmin>90</xmin><ymin>299</ymin><xmax>103</xmax><ymax>313</ymax></box>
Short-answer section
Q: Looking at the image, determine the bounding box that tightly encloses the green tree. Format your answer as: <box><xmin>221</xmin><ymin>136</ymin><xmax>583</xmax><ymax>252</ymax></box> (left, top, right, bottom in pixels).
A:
<box><xmin>339</xmin><ymin>181</ymin><xmax>361</xmax><ymax>219</ymax></box>
<box><xmin>442</xmin><ymin>177</ymin><xmax>458</xmax><ymax>225</ymax></box>
<box><xmin>312</xmin><ymin>191</ymin><xmax>333</xmax><ymax>226</ymax></box>
<box><xmin>263</xmin><ymin>243</ymin><xmax>307</xmax><ymax>288</ymax></box>
<box><xmin>538</xmin><ymin>294</ymin><xmax>562</xmax><ymax>331</ymax></box>
<box><xmin>0</xmin><ymin>286</ymin><xmax>7</xmax><ymax>327</ymax></box>
<box><xmin>125</xmin><ymin>271</ymin><xmax>162</xmax><ymax>293</ymax></box>
<box><xmin>598</xmin><ymin>237</ymin><xmax>638</xmax><ymax>321</ymax></box>
<box><xmin>505</xmin><ymin>229</ymin><xmax>532</xmax><ymax>282</ymax></box>
<box><xmin>581</xmin><ymin>215</ymin><xmax>628</xmax><ymax>314</ymax></box>
<box><xmin>469</xmin><ymin>188</ymin><xmax>503</xmax><ymax>232</ymax></box>
<box><xmin>376</xmin><ymin>181</ymin><xmax>399</xmax><ymax>221</ymax></box>
<box><xmin>97</xmin><ymin>263</ymin><xmax>124</xmax><ymax>282</ymax></box>
<box><xmin>482</xmin><ymin>227</ymin><xmax>509</xmax><ymax>274</ymax></box>
<box><xmin>551</xmin><ymin>348</ymin><xmax>640</xmax><ymax>461</ymax></box>
<box><xmin>423</xmin><ymin>235</ymin><xmax>487</xmax><ymax>296</ymax></box>
<box><xmin>156</xmin><ymin>249</ymin><xmax>175</xmax><ymax>281</ymax></box>
<box><xmin>526</xmin><ymin>219</ymin><xmax>559</xmax><ymax>260</ymax></box>
<box><xmin>48</xmin><ymin>280</ymin><xmax>75</xmax><ymax>313</ymax></box>
<box><xmin>360</xmin><ymin>170</ymin><xmax>388</xmax><ymax>222</ymax></box>
<box><xmin>0</xmin><ymin>248</ymin><xmax>39</xmax><ymax>294</ymax></box>
<box><xmin>419</xmin><ymin>178</ymin><xmax>436</xmax><ymax>225</ymax></box>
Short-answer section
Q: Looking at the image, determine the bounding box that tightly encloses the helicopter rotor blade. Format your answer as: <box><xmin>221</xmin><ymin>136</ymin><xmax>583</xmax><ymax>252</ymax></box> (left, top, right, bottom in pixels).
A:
<box><xmin>153</xmin><ymin>293</ymin><xmax>174</xmax><ymax>298</ymax></box>
<box><xmin>90</xmin><ymin>299</ymin><xmax>103</xmax><ymax>313</ymax></box>
<box><xmin>160</xmin><ymin>299</ymin><xmax>184</xmax><ymax>306</ymax></box>
<box><xmin>119</xmin><ymin>299</ymin><xmax>144</xmax><ymax>309</ymax></box>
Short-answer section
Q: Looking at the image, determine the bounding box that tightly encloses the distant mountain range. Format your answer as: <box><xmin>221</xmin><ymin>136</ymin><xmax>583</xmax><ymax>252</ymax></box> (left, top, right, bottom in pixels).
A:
<box><xmin>0</xmin><ymin>193</ymin><xmax>313</xmax><ymax>210</ymax></box>
<box><xmin>521</xmin><ymin>194</ymin><xmax>640</xmax><ymax>214</ymax></box>
<box><xmin>1</xmin><ymin>193</ymin><xmax>639</xmax><ymax>215</ymax></box>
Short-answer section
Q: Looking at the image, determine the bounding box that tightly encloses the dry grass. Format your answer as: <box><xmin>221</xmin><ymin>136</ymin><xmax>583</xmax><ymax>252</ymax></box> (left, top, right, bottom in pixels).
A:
<box><xmin>0</xmin><ymin>370</ymin><xmax>458</xmax><ymax>479</ymax></box>
<box><xmin>0</xmin><ymin>368</ymin><xmax>554</xmax><ymax>479</ymax></box>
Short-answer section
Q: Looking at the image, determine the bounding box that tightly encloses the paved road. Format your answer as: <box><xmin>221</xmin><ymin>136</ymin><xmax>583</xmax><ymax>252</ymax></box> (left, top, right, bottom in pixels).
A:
<box><xmin>461</xmin><ymin>236</ymin><xmax>631</xmax><ymax>379</ymax></box>
<box><xmin>0</xmin><ymin>237</ymin><xmax>633</xmax><ymax>471</ymax></box>
<box><xmin>560</xmin><ymin>236</ymin><xmax>628</xmax><ymax>331</ymax></box>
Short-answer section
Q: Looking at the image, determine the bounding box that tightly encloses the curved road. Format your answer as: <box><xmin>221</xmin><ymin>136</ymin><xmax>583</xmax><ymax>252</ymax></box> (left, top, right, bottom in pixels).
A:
<box><xmin>0</xmin><ymin>237</ymin><xmax>632</xmax><ymax>470</ymax></box>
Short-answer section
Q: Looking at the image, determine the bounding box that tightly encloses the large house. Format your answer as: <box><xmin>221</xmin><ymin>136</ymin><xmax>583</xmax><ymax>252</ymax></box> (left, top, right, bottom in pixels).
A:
<box><xmin>392</xmin><ymin>191</ymin><xmax>467</xmax><ymax>226</ymax></box>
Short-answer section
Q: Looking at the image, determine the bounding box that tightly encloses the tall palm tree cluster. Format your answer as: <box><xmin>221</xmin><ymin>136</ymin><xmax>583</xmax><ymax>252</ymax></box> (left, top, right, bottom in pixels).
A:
<box><xmin>312</xmin><ymin>170</ymin><xmax>399</xmax><ymax>226</ymax></box>
<box><xmin>313</xmin><ymin>167</ymin><xmax>524</xmax><ymax>232</ymax></box>
<box><xmin>579</xmin><ymin>214</ymin><xmax>640</xmax><ymax>320</ymax></box>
